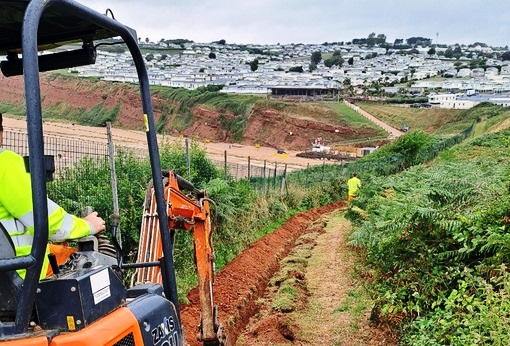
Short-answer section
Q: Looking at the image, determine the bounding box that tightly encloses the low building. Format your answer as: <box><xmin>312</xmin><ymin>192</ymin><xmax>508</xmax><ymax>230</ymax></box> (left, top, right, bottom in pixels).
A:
<box><xmin>429</xmin><ymin>93</ymin><xmax>510</xmax><ymax>109</ymax></box>
<box><xmin>429</xmin><ymin>93</ymin><xmax>479</xmax><ymax>109</ymax></box>
<box><xmin>267</xmin><ymin>86</ymin><xmax>340</xmax><ymax>101</ymax></box>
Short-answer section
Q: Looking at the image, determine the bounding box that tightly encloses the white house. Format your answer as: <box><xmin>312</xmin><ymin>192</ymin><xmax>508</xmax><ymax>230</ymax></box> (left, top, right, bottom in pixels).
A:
<box><xmin>428</xmin><ymin>93</ymin><xmax>480</xmax><ymax>109</ymax></box>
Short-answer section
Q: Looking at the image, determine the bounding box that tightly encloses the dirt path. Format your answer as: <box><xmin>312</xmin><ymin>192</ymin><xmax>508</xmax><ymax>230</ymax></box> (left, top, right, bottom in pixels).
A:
<box><xmin>290</xmin><ymin>212</ymin><xmax>396</xmax><ymax>345</ymax></box>
<box><xmin>293</xmin><ymin>213</ymin><xmax>373</xmax><ymax>344</ymax></box>
<box><xmin>180</xmin><ymin>203</ymin><xmax>398</xmax><ymax>345</ymax></box>
<box><xmin>180</xmin><ymin>201</ymin><xmax>346</xmax><ymax>345</ymax></box>
<box><xmin>235</xmin><ymin>210</ymin><xmax>397</xmax><ymax>345</ymax></box>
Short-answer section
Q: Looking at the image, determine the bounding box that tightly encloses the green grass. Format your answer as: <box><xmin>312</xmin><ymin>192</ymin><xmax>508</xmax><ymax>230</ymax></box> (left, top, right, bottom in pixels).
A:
<box><xmin>328</xmin><ymin>103</ymin><xmax>386</xmax><ymax>129</ymax></box>
<box><xmin>359</xmin><ymin>103</ymin><xmax>464</xmax><ymax>134</ymax></box>
<box><xmin>436</xmin><ymin>103</ymin><xmax>510</xmax><ymax>136</ymax></box>
<box><xmin>346</xmin><ymin>121</ymin><xmax>510</xmax><ymax>343</ymax></box>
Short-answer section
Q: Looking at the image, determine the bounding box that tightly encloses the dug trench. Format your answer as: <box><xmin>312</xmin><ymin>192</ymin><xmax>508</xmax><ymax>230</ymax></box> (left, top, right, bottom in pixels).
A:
<box><xmin>180</xmin><ymin>200</ymin><xmax>354</xmax><ymax>345</ymax></box>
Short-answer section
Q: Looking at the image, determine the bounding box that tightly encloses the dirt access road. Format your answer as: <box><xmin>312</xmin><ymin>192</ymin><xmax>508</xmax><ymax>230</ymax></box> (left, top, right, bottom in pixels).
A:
<box><xmin>3</xmin><ymin>117</ymin><xmax>324</xmax><ymax>170</ymax></box>
<box><xmin>181</xmin><ymin>202</ymin><xmax>398</xmax><ymax>346</ymax></box>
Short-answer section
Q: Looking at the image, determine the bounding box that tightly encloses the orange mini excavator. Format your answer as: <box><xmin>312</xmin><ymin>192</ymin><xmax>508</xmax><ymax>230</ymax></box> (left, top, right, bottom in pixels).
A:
<box><xmin>0</xmin><ymin>1</ymin><xmax>226</xmax><ymax>345</ymax></box>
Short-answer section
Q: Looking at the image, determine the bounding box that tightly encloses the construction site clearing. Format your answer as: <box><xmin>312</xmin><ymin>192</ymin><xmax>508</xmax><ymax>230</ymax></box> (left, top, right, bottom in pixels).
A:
<box><xmin>297</xmin><ymin>137</ymin><xmax>378</xmax><ymax>161</ymax></box>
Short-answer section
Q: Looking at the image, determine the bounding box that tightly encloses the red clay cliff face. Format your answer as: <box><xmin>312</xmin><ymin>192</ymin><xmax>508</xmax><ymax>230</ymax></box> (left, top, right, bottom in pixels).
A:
<box><xmin>0</xmin><ymin>75</ymin><xmax>377</xmax><ymax>151</ymax></box>
<box><xmin>0</xmin><ymin>75</ymin><xmax>158</xmax><ymax>129</ymax></box>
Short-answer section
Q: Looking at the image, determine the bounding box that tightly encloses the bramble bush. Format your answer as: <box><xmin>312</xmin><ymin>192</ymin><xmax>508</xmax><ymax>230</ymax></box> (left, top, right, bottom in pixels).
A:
<box><xmin>346</xmin><ymin>128</ymin><xmax>510</xmax><ymax>343</ymax></box>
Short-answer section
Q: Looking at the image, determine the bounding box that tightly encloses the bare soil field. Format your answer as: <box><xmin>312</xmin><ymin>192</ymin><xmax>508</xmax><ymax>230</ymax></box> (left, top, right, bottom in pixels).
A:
<box><xmin>3</xmin><ymin>116</ymin><xmax>324</xmax><ymax>170</ymax></box>
<box><xmin>0</xmin><ymin>75</ymin><xmax>383</xmax><ymax>154</ymax></box>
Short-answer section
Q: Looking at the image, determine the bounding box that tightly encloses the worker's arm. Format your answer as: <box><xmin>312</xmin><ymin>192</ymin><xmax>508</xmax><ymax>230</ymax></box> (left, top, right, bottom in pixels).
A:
<box><xmin>0</xmin><ymin>150</ymin><xmax>104</xmax><ymax>241</ymax></box>
<box><xmin>0</xmin><ymin>151</ymin><xmax>35</xmax><ymax>227</ymax></box>
<box><xmin>47</xmin><ymin>199</ymin><xmax>104</xmax><ymax>241</ymax></box>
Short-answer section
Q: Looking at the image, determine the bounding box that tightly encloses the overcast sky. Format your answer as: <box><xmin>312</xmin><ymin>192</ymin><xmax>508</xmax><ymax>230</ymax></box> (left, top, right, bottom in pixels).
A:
<box><xmin>85</xmin><ymin>0</ymin><xmax>509</xmax><ymax>47</ymax></box>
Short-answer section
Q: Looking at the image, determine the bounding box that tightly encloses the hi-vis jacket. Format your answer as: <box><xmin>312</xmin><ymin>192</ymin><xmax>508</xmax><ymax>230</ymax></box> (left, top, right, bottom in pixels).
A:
<box><xmin>0</xmin><ymin>149</ymin><xmax>94</xmax><ymax>278</ymax></box>
<box><xmin>347</xmin><ymin>176</ymin><xmax>362</xmax><ymax>197</ymax></box>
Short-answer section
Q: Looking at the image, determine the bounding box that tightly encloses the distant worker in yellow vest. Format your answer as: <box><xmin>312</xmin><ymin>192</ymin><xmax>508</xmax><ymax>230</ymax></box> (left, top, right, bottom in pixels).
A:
<box><xmin>347</xmin><ymin>172</ymin><xmax>361</xmax><ymax>200</ymax></box>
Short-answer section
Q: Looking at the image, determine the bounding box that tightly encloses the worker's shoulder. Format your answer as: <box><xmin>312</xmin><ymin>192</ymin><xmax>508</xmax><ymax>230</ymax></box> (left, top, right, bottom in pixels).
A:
<box><xmin>0</xmin><ymin>149</ymin><xmax>24</xmax><ymax>170</ymax></box>
<box><xmin>0</xmin><ymin>149</ymin><xmax>22</xmax><ymax>160</ymax></box>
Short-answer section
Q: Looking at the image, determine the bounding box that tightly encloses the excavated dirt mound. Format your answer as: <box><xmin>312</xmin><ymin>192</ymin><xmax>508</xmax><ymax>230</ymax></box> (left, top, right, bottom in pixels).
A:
<box><xmin>180</xmin><ymin>200</ymin><xmax>346</xmax><ymax>346</ymax></box>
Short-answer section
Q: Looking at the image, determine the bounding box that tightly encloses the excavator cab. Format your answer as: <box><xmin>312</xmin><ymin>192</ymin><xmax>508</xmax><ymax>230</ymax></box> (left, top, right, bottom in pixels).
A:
<box><xmin>0</xmin><ymin>1</ymin><xmax>224</xmax><ymax>345</ymax></box>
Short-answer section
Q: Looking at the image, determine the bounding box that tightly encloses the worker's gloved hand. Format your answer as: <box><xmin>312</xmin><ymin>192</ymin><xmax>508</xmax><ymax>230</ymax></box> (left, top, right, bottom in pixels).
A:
<box><xmin>83</xmin><ymin>211</ymin><xmax>106</xmax><ymax>235</ymax></box>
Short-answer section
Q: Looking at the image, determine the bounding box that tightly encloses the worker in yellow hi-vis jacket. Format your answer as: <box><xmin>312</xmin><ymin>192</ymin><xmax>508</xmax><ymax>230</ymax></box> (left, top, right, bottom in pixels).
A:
<box><xmin>0</xmin><ymin>113</ymin><xmax>106</xmax><ymax>279</ymax></box>
<box><xmin>347</xmin><ymin>172</ymin><xmax>362</xmax><ymax>200</ymax></box>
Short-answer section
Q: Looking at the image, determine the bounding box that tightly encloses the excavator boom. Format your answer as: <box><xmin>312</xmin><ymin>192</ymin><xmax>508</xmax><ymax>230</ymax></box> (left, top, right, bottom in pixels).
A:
<box><xmin>137</xmin><ymin>170</ymin><xmax>227</xmax><ymax>345</ymax></box>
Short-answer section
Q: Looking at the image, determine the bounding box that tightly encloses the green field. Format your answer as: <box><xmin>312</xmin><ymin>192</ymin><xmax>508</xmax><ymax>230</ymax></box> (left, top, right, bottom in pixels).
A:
<box><xmin>284</xmin><ymin>103</ymin><xmax>385</xmax><ymax>131</ymax></box>
<box><xmin>359</xmin><ymin>103</ymin><xmax>462</xmax><ymax>134</ymax></box>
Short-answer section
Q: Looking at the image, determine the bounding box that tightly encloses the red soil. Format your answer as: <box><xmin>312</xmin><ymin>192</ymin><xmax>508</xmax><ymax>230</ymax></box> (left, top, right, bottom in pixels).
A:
<box><xmin>180</xmin><ymin>200</ymin><xmax>346</xmax><ymax>346</ymax></box>
<box><xmin>0</xmin><ymin>75</ymin><xmax>379</xmax><ymax>152</ymax></box>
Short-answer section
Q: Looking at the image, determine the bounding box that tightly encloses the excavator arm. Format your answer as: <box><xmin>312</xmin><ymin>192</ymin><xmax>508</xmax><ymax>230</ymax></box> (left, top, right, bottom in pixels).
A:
<box><xmin>137</xmin><ymin>170</ymin><xmax>226</xmax><ymax>346</ymax></box>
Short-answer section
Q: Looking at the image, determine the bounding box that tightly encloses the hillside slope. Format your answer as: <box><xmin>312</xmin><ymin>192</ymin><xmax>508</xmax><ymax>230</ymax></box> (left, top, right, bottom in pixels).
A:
<box><xmin>0</xmin><ymin>74</ymin><xmax>383</xmax><ymax>151</ymax></box>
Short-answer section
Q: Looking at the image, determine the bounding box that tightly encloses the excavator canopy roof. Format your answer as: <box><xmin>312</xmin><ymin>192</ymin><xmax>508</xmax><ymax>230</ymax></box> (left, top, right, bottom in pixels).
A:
<box><xmin>0</xmin><ymin>0</ymin><xmax>134</xmax><ymax>54</ymax></box>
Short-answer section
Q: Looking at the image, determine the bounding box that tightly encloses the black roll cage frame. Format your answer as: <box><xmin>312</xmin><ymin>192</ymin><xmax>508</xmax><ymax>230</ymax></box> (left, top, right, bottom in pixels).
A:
<box><xmin>0</xmin><ymin>0</ymin><xmax>180</xmax><ymax>337</ymax></box>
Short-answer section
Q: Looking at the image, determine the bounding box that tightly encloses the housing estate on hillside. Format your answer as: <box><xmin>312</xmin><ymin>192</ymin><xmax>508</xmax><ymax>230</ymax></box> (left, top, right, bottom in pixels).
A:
<box><xmin>70</xmin><ymin>41</ymin><xmax>510</xmax><ymax>108</ymax></box>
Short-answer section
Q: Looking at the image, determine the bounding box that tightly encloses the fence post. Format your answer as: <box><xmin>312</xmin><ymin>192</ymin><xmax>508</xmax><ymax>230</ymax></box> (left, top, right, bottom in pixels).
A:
<box><xmin>306</xmin><ymin>163</ymin><xmax>310</xmax><ymax>185</ymax></box>
<box><xmin>106</xmin><ymin>122</ymin><xmax>121</xmax><ymax>246</ymax></box>
<box><xmin>321</xmin><ymin>162</ymin><xmax>325</xmax><ymax>182</ymax></box>
<box><xmin>263</xmin><ymin>160</ymin><xmax>267</xmax><ymax>193</ymax></box>
<box><xmin>281</xmin><ymin>164</ymin><xmax>287</xmax><ymax>193</ymax></box>
<box><xmin>247</xmin><ymin>156</ymin><xmax>251</xmax><ymax>181</ymax></box>
<box><xmin>185</xmin><ymin>137</ymin><xmax>190</xmax><ymax>179</ymax></box>
<box><xmin>273</xmin><ymin>162</ymin><xmax>278</xmax><ymax>189</ymax></box>
<box><xmin>224</xmin><ymin>150</ymin><xmax>227</xmax><ymax>180</ymax></box>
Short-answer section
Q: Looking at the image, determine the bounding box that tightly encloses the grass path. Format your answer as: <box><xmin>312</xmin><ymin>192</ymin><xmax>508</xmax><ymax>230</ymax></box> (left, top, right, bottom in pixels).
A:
<box><xmin>293</xmin><ymin>211</ymin><xmax>395</xmax><ymax>345</ymax></box>
<box><xmin>236</xmin><ymin>210</ymin><xmax>397</xmax><ymax>345</ymax></box>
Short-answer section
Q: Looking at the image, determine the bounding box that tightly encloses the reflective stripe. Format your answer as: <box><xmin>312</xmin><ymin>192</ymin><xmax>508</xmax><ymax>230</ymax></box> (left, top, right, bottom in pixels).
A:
<box><xmin>0</xmin><ymin>219</ymin><xmax>25</xmax><ymax>235</ymax></box>
<box><xmin>17</xmin><ymin>199</ymin><xmax>59</xmax><ymax>227</ymax></box>
<box><xmin>85</xmin><ymin>221</ymin><xmax>94</xmax><ymax>235</ymax></box>
<box><xmin>17</xmin><ymin>211</ymin><xmax>34</xmax><ymax>228</ymax></box>
<box><xmin>47</xmin><ymin>199</ymin><xmax>59</xmax><ymax>214</ymax></box>
<box><xmin>0</xmin><ymin>218</ymin><xmax>33</xmax><ymax>248</ymax></box>
<box><xmin>10</xmin><ymin>233</ymin><xmax>33</xmax><ymax>247</ymax></box>
<box><xmin>49</xmin><ymin>213</ymin><xmax>74</xmax><ymax>241</ymax></box>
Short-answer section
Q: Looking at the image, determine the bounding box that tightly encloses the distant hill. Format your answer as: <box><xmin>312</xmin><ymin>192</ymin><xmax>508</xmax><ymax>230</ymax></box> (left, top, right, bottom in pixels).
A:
<box><xmin>1</xmin><ymin>73</ymin><xmax>499</xmax><ymax>151</ymax></box>
<box><xmin>0</xmin><ymin>74</ymin><xmax>386</xmax><ymax>150</ymax></box>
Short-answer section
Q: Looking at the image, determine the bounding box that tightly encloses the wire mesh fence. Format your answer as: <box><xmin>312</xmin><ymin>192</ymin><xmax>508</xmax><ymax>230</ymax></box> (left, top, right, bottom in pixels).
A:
<box><xmin>4</xmin><ymin>119</ymin><xmax>474</xmax><ymax>197</ymax></box>
<box><xmin>3</xmin><ymin>129</ymin><xmax>304</xmax><ymax>192</ymax></box>
<box><xmin>2</xmin><ymin>120</ymin><xmax>475</xmax><ymax>224</ymax></box>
